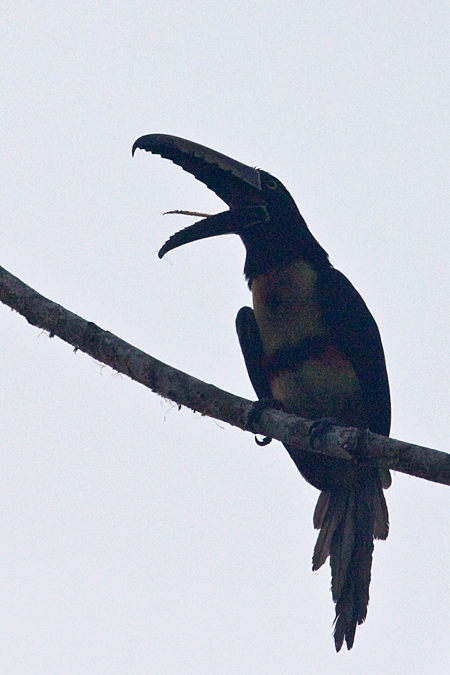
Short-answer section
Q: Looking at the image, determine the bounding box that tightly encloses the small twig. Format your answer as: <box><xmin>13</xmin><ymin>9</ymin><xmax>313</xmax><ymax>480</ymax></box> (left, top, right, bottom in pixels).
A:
<box><xmin>163</xmin><ymin>210</ymin><xmax>212</xmax><ymax>217</ymax></box>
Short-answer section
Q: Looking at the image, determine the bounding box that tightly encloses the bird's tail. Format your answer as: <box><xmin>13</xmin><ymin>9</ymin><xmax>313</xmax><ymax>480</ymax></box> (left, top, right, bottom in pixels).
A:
<box><xmin>311</xmin><ymin>461</ymin><xmax>389</xmax><ymax>651</ymax></box>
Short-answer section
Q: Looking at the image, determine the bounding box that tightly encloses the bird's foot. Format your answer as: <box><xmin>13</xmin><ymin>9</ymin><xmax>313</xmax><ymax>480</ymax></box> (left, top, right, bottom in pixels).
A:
<box><xmin>246</xmin><ymin>398</ymin><xmax>286</xmax><ymax>446</ymax></box>
<box><xmin>308</xmin><ymin>417</ymin><xmax>339</xmax><ymax>451</ymax></box>
<box><xmin>309</xmin><ymin>419</ymin><xmax>371</xmax><ymax>461</ymax></box>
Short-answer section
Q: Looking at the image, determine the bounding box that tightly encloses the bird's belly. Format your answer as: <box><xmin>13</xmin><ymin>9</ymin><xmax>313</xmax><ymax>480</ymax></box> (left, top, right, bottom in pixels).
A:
<box><xmin>270</xmin><ymin>347</ymin><xmax>364</xmax><ymax>423</ymax></box>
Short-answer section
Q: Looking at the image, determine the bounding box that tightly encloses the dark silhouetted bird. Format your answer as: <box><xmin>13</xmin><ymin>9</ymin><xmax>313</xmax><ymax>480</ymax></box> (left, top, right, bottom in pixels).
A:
<box><xmin>133</xmin><ymin>134</ymin><xmax>391</xmax><ymax>651</ymax></box>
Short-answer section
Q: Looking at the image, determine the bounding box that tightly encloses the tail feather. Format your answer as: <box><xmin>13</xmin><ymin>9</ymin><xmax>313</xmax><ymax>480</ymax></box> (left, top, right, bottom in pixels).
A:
<box><xmin>313</xmin><ymin>490</ymin><xmax>330</xmax><ymax>530</ymax></box>
<box><xmin>312</xmin><ymin>463</ymin><xmax>389</xmax><ymax>651</ymax></box>
<box><xmin>373</xmin><ymin>479</ymin><xmax>389</xmax><ymax>540</ymax></box>
<box><xmin>330</xmin><ymin>493</ymin><xmax>356</xmax><ymax>602</ymax></box>
<box><xmin>312</xmin><ymin>491</ymin><xmax>348</xmax><ymax>572</ymax></box>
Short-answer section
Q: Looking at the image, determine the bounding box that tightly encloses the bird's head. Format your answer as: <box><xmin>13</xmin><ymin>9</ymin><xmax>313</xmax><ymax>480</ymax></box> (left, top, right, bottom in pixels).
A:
<box><xmin>132</xmin><ymin>134</ymin><xmax>328</xmax><ymax>282</ymax></box>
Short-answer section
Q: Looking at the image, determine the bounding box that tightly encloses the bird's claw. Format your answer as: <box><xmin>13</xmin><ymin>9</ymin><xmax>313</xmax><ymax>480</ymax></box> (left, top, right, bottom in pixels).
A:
<box><xmin>308</xmin><ymin>417</ymin><xmax>339</xmax><ymax>450</ymax></box>
<box><xmin>246</xmin><ymin>398</ymin><xmax>286</xmax><ymax>447</ymax></box>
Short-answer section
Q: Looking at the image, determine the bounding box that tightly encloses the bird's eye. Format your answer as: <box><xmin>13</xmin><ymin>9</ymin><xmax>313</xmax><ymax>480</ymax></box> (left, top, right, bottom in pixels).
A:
<box><xmin>266</xmin><ymin>180</ymin><xmax>277</xmax><ymax>190</ymax></box>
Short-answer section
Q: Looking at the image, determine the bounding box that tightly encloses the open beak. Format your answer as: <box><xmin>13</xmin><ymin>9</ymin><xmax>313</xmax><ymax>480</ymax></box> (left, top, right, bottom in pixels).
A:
<box><xmin>132</xmin><ymin>134</ymin><xmax>268</xmax><ymax>257</ymax></box>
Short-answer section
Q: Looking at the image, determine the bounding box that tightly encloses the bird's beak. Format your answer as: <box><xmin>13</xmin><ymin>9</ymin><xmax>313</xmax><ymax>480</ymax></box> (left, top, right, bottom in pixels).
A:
<box><xmin>132</xmin><ymin>134</ymin><xmax>268</xmax><ymax>257</ymax></box>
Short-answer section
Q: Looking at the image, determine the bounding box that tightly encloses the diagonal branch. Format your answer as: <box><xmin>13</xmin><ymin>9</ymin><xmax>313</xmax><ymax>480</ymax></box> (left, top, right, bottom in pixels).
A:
<box><xmin>1</xmin><ymin>264</ymin><xmax>449</xmax><ymax>487</ymax></box>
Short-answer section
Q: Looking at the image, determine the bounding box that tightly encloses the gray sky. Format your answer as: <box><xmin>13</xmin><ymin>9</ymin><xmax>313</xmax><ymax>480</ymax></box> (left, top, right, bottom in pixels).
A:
<box><xmin>1</xmin><ymin>1</ymin><xmax>450</xmax><ymax>672</ymax></box>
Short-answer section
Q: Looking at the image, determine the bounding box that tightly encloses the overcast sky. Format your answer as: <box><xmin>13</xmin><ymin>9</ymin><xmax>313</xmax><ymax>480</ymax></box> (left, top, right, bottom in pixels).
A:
<box><xmin>1</xmin><ymin>1</ymin><xmax>450</xmax><ymax>673</ymax></box>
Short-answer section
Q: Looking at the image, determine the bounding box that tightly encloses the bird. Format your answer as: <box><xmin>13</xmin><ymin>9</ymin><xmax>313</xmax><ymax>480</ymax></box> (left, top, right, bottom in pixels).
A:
<box><xmin>132</xmin><ymin>134</ymin><xmax>391</xmax><ymax>651</ymax></box>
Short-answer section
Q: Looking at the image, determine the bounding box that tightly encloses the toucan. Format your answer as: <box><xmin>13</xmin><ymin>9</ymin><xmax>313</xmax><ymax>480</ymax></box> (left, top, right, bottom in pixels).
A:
<box><xmin>132</xmin><ymin>134</ymin><xmax>391</xmax><ymax>651</ymax></box>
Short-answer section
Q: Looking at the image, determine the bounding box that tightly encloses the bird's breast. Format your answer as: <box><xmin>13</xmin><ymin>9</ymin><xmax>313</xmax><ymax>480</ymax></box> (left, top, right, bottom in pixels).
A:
<box><xmin>251</xmin><ymin>259</ymin><xmax>326</xmax><ymax>353</ymax></box>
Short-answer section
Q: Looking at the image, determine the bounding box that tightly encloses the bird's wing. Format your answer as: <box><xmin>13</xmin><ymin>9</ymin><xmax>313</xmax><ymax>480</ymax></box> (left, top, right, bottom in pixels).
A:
<box><xmin>235</xmin><ymin>306</ymin><xmax>272</xmax><ymax>400</ymax></box>
<box><xmin>316</xmin><ymin>267</ymin><xmax>391</xmax><ymax>437</ymax></box>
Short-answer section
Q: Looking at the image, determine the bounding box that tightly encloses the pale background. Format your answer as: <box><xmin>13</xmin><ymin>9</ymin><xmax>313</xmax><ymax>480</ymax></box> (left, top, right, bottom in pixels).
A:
<box><xmin>1</xmin><ymin>2</ymin><xmax>449</xmax><ymax>673</ymax></box>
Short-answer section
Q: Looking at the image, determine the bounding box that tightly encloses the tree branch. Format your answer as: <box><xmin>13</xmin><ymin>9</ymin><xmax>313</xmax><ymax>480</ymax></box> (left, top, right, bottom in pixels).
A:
<box><xmin>1</xmin><ymin>264</ymin><xmax>449</xmax><ymax>487</ymax></box>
